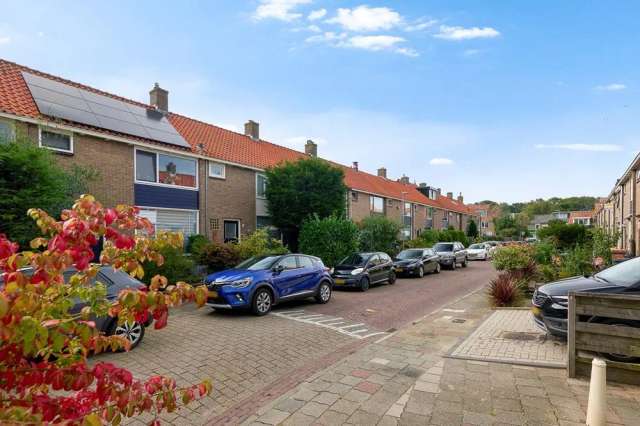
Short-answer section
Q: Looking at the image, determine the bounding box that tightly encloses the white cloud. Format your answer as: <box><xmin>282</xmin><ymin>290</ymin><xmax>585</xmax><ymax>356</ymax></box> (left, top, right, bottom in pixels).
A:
<box><xmin>462</xmin><ymin>49</ymin><xmax>482</xmax><ymax>57</ymax></box>
<box><xmin>0</xmin><ymin>36</ymin><xmax>11</xmax><ymax>45</ymax></box>
<box><xmin>253</xmin><ymin>0</ymin><xmax>312</xmax><ymax>22</ymax></box>
<box><xmin>534</xmin><ymin>144</ymin><xmax>623</xmax><ymax>152</ymax></box>
<box><xmin>595</xmin><ymin>83</ymin><xmax>626</xmax><ymax>92</ymax></box>
<box><xmin>326</xmin><ymin>5</ymin><xmax>402</xmax><ymax>32</ymax></box>
<box><xmin>306</xmin><ymin>33</ymin><xmax>417</xmax><ymax>57</ymax></box>
<box><xmin>434</xmin><ymin>25</ymin><xmax>500</xmax><ymax>40</ymax></box>
<box><xmin>430</xmin><ymin>158</ymin><xmax>454</xmax><ymax>165</ymax></box>
<box><xmin>404</xmin><ymin>18</ymin><xmax>437</xmax><ymax>32</ymax></box>
<box><xmin>308</xmin><ymin>9</ymin><xmax>327</xmax><ymax>21</ymax></box>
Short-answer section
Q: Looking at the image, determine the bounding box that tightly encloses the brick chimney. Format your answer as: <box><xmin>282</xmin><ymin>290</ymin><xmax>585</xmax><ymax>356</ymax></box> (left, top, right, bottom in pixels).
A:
<box><xmin>447</xmin><ymin>192</ymin><xmax>453</xmax><ymax>199</ymax></box>
<box><xmin>377</xmin><ymin>167</ymin><xmax>387</xmax><ymax>178</ymax></box>
<box><xmin>399</xmin><ymin>175</ymin><xmax>410</xmax><ymax>184</ymax></box>
<box><xmin>352</xmin><ymin>161</ymin><xmax>359</xmax><ymax>171</ymax></box>
<box><xmin>149</xmin><ymin>83</ymin><xmax>168</xmax><ymax>112</ymax></box>
<box><xmin>244</xmin><ymin>120</ymin><xmax>259</xmax><ymax>141</ymax></box>
<box><xmin>305</xmin><ymin>140</ymin><xmax>317</xmax><ymax>157</ymax></box>
<box><xmin>457</xmin><ymin>193</ymin><xmax>464</xmax><ymax>203</ymax></box>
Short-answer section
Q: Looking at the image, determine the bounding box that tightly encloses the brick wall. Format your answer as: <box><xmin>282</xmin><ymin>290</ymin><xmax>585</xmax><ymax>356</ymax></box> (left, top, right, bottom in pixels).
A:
<box><xmin>200</xmin><ymin>161</ymin><xmax>256</xmax><ymax>243</ymax></box>
<box><xmin>414</xmin><ymin>205</ymin><xmax>427</xmax><ymax>237</ymax></box>
<box><xmin>21</xmin><ymin>122</ymin><xmax>134</xmax><ymax>207</ymax></box>
<box><xmin>349</xmin><ymin>191</ymin><xmax>372</xmax><ymax>223</ymax></box>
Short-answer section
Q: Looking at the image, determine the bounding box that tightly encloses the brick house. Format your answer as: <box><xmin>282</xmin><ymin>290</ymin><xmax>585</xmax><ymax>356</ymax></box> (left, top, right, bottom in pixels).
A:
<box><xmin>567</xmin><ymin>211</ymin><xmax>593</xmax><ymax>226</ymax></box>
<box><xmin>594</xmin><ymin>152</ymin><xmax>640</xmax><ymax>256</ymax></box>
<box><xmin>468</xmin><ymin>203</ymin><xmax>501</xmax><ymax>237</ymax></box>
<box><xmin>0</xmin><ymin>59</ymin><xmax>477</xmax><ymax>244</ymax></box>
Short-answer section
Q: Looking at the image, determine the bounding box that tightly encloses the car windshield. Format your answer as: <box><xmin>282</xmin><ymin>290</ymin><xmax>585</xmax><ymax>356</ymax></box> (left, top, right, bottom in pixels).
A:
<box><xmin>235</xmin><ymin>255</ymin><xmax>281</xmax><ymax>271</ymax></box>
<box><xmin>100</xmin><ymin>267</ymin><xmax>142</xmax><ymax>287</ymax></box>
<box><xmin>433</xmin><ymin>243</ymin><xmax>453</xmax><ymax>252</ymax></box>
<box><xmin>469</xmin><ymin>244</ymin><xmax>484</xmax><ymax>250</ymax></box>
<box><xmin>396</xmin><ymin>249</ymin><xmax>423</xmax><ymax>260</ymax></box>
<box><xmin>594</xmin><ymin>257</ymin><xmax>640</xmax><ymax>287</ymax></box>
<box><xmin>339</xmin><ymin>253</ymin><xmax>370</xmax><ymax>266</ymax></box>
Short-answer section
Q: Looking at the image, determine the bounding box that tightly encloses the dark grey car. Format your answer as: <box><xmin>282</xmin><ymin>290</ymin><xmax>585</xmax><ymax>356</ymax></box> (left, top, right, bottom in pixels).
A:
<box><xmin>1</xmin><ymin>266</ymin><xmax>152</xmax><ymax>349</ymax></box>
<box><xmin>433</xmin><ymin>242</ymin><xmax>467</xmax><ymax>270</ymax></box>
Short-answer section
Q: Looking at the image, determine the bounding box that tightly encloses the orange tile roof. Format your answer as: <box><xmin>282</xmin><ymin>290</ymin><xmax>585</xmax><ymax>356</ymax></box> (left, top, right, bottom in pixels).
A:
<box><xmin>0</xmin><ymin>58</ymin><xmax>474</xmax><ymax>215</ymax></box>
<box><xmin>569</xmin><ymin>210</ymin><xmax>594</xmax><ymax>220</ymax></box>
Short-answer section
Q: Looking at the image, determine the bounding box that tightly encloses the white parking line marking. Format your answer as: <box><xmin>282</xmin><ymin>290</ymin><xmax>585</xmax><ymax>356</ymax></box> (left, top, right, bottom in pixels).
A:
<box><xmin>272</xmin><ymin>311</ymin><xmax>388</xmax><ymax>340</ymax></box>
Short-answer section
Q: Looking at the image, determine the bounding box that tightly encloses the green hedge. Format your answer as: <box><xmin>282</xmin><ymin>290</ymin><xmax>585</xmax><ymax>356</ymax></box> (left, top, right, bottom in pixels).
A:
<box><xmin>299</xmin><ymin>215</ymin><xmax>359</xmax><ymax>267</ymax></box>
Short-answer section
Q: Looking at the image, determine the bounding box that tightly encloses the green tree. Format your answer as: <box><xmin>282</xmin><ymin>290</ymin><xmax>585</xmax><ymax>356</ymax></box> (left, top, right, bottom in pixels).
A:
<box><xmin>358</xmin><ymin>216</ymin><xmax>401</xmax><ymax>255</ymax></box>
<box><xmin>265</xmin><ymin>158</ymin><xmax>347</xmax><ymax>248</ymax></box>
<box><xmin>299</xmin><ymin>215</ymin><xmax>359</xmax><ymax>267</ymax></box>
<box><xmin>0</xmin><ymin>137</ymin><xmax>96</xmax><ymax>248</ymax></box>
<box><xmin>466</xmin><ymin>219</ymin><xmax>479</xmax><ymax>239</ymax></box>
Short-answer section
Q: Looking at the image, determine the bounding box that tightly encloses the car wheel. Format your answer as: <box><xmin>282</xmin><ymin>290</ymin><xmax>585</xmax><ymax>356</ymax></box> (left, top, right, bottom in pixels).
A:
<box><xmin>252</xmin><ymin>288</ymin><xmax>273</xmax><ymax>316</ymax></box>
<box><xmin>597</xmin><ymin>320</ymin><xmax>640</xmax><ymax>363</ymax></box>
<box><xmin>315</xmin><ymin>281</ymin><xmax>332</xmax><ymax>304</ymax></box>
<box><xmin>434</xmin><ymin>263</ymin><xmax>441</xmax><ymax>274</ymax></box>
<box><xmin>360</xmin><ymin>276</ymin><xmax>370</xmax><ymax>292</ymax></box>
<box><xmin>388</xmin><ymin>271</ymin><xmax>396</xmax><ymax>285</ymax></box>
<box><xmin>417</xmin><ymin>266</ymin><xmax>424</xmax><ymax>278</ymax></box>
<box><xmin>462</xmin><ymin>258</ymin><xmax>468</xmax><ymax>268</ymax></box>
<box><xmin>111</xmin><ymin>320</ymin><xmax>145</xmax><ymax>350</ymax></box>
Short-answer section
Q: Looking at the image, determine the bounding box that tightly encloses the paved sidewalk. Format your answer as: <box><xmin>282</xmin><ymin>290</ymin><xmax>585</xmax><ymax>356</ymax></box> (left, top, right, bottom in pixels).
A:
<box><xmin>246</xmin><ymin>290</ymin><xmax>640</xmax><ymax>425</ymax></box>
<box><xmin>449</xmin><ymin>309</ymin><xmax>566</xmax><ymax>367</ymax></box>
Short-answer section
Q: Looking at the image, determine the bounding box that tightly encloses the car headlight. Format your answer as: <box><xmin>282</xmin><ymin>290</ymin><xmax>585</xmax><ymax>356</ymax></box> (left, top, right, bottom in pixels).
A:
<box><xmin>351</xmin><ymin>268</ymin><xmax>364</xmax><ymax>275</ymax></box>
<box><xmin>229</xmin><ymin>278</ymin><xmax>253</xmax><ymax>288</ymax></box>
<box><xmin>329</xmin><ymin>267</ymin><xmax>334</xmax><ymax>274</ymax></box>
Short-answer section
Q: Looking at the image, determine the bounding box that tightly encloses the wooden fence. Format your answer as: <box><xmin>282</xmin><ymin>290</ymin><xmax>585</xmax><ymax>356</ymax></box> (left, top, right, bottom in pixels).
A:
<box><xmin>568</xmin><ymin>292</ymin><xmax>640</xmax><ymax>385</ymax></box>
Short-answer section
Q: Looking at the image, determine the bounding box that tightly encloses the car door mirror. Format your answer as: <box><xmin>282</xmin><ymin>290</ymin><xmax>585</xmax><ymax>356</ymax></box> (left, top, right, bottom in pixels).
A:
<box><xmin>272</xmin><ymin>264</ymin><xmax>285</xmax><ymax>274</ymax></box>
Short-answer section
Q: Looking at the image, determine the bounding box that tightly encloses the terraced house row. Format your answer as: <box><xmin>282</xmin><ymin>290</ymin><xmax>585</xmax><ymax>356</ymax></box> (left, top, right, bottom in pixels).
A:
<box><xmin>0</xmin><ymin>59</ymin><xmax>478</xmax><ymax>243</ymax></box>
<box><xmin>593</xmin><ymin>151</ymin><xmax>640</xmax><ymax>256</ymax></box>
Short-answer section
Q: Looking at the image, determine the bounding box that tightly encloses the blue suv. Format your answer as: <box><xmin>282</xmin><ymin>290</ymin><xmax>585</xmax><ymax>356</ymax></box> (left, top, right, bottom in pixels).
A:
<box><xmin>204</xmin><ymin>254</ymin><xmax>334</xmax><ymax>315</ymax></box>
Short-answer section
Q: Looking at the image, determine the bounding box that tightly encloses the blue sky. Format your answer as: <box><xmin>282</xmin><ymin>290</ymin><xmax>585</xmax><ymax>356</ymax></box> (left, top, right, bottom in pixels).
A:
<box><xmin>1</xmin><ymin>1</ymin><xmax>638</xmax><ymax>203</ymax></box>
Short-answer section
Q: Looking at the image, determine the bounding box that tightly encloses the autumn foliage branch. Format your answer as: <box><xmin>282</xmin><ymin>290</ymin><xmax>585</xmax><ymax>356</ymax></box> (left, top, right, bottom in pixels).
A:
<box><xmin>0</xmin><ymin>195</ymin><xmax>211</xmax><ymax>425</ymax></box>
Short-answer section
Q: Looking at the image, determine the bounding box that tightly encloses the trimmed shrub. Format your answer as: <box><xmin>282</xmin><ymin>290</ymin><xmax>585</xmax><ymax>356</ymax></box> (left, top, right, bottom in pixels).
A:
<box><xmin>142</xmin><ymin>246</ymin><xmax>200</xmax><ymax>285</ymax></box>
<box><xmin>358</xmin><ymin>216</ymin><xmax>401</xmax><ymax>255</ymax></box>
<box><xmin>487</xmin><ymin>272</ymin><xmax>522</xmax><ymax>307</ymax></box>
<box><xmin>492</xmin><ymin>245</ymin><xmax>535</xmax><ymax>272</ymax></box>
<box><xmin>533</xmin><ymin>240</ymin><xmax>557</xmax><ymax>265</ymax></box>
<box><xmin>537</xmin><ymin>220</ymin><xmax>590</xmax><ymax>249</ymax></box>
<box><xmin>199</xmin><ymin>242</ymin><xmax>241</xmax><ymax>272</ymax></box>
<box><xmin>558</xmin><ymin>244</ymin><xmax>593</xmax><ymax>278</ymax></box>
<box><xmin>236</xmin><ymin>228</ymin><xmax>288</xmax><ymax>260</ymax></box>
<box><xmin>299</xmin><ymin>215</ymin><xmax>359</xmax><ymax>267</ymax></box>
<box><xmin>408</xmin><ymin>228</ymin><xmax>469</xmax><ymax>249</ymax></box>
<box><xmin>186</xmin><ymin>234</ymin><xmax>208</xmax><ymax>256</ymax></box>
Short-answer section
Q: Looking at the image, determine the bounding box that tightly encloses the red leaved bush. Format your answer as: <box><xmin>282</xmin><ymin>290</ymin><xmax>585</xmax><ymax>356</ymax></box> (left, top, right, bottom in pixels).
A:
<box><xmin>487</xmin><ymin>272</ymin><xmax>521</xmax><ymax>307</ymax></box>
<box><xmin>0</xmin><ymin>195</ymin><xmax>211</xmax><ymax>425</ymax></box>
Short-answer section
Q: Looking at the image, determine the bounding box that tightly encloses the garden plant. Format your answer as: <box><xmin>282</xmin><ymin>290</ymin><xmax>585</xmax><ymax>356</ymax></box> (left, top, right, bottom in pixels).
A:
<box><xmin>0</xmin><ymin>195</ymin><xmax>211</xmax><ymax>424</ymax></box>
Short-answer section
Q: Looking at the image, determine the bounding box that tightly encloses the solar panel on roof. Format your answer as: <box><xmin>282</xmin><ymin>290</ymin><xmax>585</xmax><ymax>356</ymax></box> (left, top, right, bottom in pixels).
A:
<box><xmin>21</xmin><ymin>72</ymin><xmax>190</xmax><ymax>149</ymax></box>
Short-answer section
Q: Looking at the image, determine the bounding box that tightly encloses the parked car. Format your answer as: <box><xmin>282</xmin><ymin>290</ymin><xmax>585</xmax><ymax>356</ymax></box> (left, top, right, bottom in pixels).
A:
<box><xmin>532</xmin><ymin>257</ymin><xmax>640</xmax><ymax>340</ymax></box>
<box><xmin>332</xmin><ymin>252</ymin><xmax>396</xmax><ymax>291</ymax></box>
<box><xmin>466</xmin><ymin>243</ymin><xmax>490</xmax><ymax>261</ymax></box>
<box><xmin>484</xmin><ymin>241</ymin><xmax>499</xmax><ymax>255</ymax></box>
<box><xmin>433</xmin><ymin>242</ymin><xmax>467</xmax><ymax>270</ymax></box>
<box><xmin>204</xmin><ymin>254</ymin><xmax>333</xmax><ymax>316</ymax></box>
<box><xmin>393</xmin><ymin>248</ymin><xmax>440</xmax><ymax>277</ymax></box>
<box><xmin>0</xmin><ymin>266</ymin><xmax>152</xmax><ymax>349</ymax></box>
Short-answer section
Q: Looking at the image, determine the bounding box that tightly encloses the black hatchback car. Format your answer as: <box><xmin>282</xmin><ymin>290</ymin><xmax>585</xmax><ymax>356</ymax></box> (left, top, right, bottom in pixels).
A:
<box><xmin>532</xmin><ymin>257</ymin><xmax>640</xmax><ymax>338</ymax></box>
<box><xmin>1</xmin><ymin>266</ymin><xmax>152</xmax><ymax>349</ymax></box>
<box><xmin>393</xmin><ymin>248</ymin><xmax>441</xmax><ymax>277</ymax></box>
<box><xmin>332</xmin><ymin>252</ymin><xmax>396</xmax><ymax>291</ymax></box>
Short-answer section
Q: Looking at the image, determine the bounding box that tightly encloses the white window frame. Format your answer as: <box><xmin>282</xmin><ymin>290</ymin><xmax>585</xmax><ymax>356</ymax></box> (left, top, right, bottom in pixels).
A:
<box><xmin>39</xmin><ymin>126</ymin><xmax>74</xmax><ymax>154</ymax></box>
<box><xmin>370</xmin><ymin>196</ymin><xmax>384</xmax><ymax>213</ymax></box>
<box><xmin>208</xmin><ymin>161</ymin><xmax>226</xmax><ymax>179</ymax></box>
<box><xmin>134</xmin><ymin>147</ymin><xmax>198</xmax><ymax>191</ymax></box>
<box><xmin>256</xmin><ymin>173</ymin><xmax>267</xmax><ymax>199</ymax></box>
<box><xmin>137</xmin><ymin>206</ymin><xmax>200</xmax><ymax>237</ymax></box>
<box><xmin>223</xmin><ymin>219</ymin><xmax>241</xmax><ymax>242</ymax></box>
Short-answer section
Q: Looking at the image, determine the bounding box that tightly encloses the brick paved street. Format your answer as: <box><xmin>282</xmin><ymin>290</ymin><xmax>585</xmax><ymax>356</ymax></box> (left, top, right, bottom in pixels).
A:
<box><xmin>95</xmin><ymin>262</ymin><xmax>494</xmax><ymax>425</ymax></box>
<box><xmin>449</xmin><ymin>309</ymin><xmax>567</xmax><ymax>367</ymax></box>
<box><xmin>249</xmin><ymin>290</ymin><xmax>640</xmax><ymax>426</ymax></box>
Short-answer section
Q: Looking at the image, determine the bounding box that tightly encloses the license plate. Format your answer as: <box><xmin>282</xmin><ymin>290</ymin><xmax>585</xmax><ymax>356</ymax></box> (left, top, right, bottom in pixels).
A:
<box><xmin>208</xmin><ymin>290</ymin><xmax>218</xmax><ymax>298</ymax></box>
<box><xmin>396</xmin><ymin>268</ymin><xmax>403</xmax><ymax>272</ymax></box>
<box><xmin>334</xmin><ymin>279</ymin><xmax>345</xmax><ymax>285</ymax></box>
<box><xmin>531</xmin><ymin>306</ymin><xmax>541</xmax><ymax>316</ymax></box>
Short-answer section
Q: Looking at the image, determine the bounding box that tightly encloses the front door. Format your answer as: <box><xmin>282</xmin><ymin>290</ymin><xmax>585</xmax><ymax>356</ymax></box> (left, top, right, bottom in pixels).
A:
<box><xmin>223</xmin><ymin>220</ymin><xmax>239</xmax><ymax>243</ymax></box>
